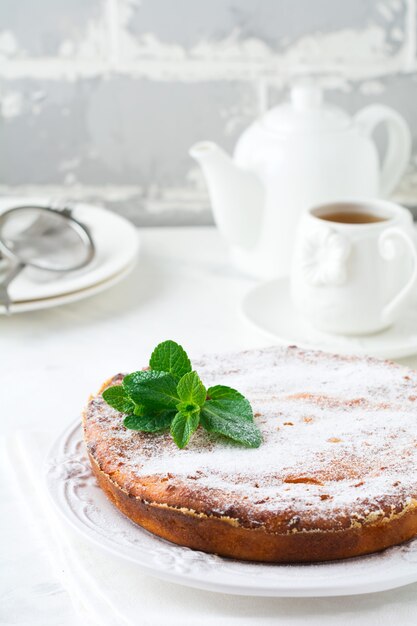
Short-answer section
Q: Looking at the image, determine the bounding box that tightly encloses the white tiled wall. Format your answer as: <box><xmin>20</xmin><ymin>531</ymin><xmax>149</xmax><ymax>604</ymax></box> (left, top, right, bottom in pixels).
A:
<box><xmin>1</xmin><ymin>0</ymin><xmax>416</xmax><ymax>224</ymax></box>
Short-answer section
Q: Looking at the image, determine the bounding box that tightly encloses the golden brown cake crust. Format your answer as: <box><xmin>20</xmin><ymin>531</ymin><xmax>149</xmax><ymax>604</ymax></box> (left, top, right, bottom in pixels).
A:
<box><xmin>83</xmin><ymin>346</ymin><xmax>417</xmax><ymax>562</ymax></box>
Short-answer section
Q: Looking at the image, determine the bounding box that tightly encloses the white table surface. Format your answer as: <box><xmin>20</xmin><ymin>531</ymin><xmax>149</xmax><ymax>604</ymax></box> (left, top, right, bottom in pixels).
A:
<box><xmin>2</xmin><ymin>225</ymin><xmax>417</xmax><ymax>625</ymax></box>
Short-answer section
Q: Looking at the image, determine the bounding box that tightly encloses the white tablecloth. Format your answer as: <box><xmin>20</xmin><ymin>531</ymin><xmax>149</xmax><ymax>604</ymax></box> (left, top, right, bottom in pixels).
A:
<box><xmin>3</xmin><ymin>226</ymin><xmax>417</xmax><ymax>625</ymax></box>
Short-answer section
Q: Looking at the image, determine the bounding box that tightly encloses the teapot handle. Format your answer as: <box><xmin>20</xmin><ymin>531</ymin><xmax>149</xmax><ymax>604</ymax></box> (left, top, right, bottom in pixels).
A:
<box><xmin>354</xmin><ymin>105</ymin><xmax>411</xmax><ymax>197</ymax></box>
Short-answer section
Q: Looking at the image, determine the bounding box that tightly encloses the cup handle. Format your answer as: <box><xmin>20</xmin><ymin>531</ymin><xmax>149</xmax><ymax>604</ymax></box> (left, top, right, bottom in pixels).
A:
<box><xmin>380</xmin><ymin>227</ymin><xmax>417</xmax><ymax>323</ymax></box>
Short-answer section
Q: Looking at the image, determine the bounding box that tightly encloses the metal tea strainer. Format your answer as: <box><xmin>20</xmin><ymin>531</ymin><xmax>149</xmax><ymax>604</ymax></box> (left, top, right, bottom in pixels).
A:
<box><xmin>0</xmin><ymin>204</ymin><xmax>95</xmax><ymax>313</ymax></box>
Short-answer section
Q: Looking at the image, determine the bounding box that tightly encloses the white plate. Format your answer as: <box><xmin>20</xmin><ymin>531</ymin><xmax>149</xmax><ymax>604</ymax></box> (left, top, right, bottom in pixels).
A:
<box><xmin>0</xmin><ymin>198</ymin><xmax>140</xmax><ymax>303</ymax></box>
<box><xmin>3</xmin><ymin>259</ymin><xmax>136</xmax><ymax>314</ymax></box>
<box><xmin>241</xmin><ymin>277</ymin><xmax>417</xmax><ymax>360</ymax></box>
<box><xmin>44</xmin><ymin>420</ymin><xmax>417</xmax><ymax>597</ymax></box>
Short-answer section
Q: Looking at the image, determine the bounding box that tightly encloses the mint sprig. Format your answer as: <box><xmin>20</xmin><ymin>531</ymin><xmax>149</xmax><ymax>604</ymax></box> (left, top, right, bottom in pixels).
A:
<box><xmin>102</xmin><ymin>340</ymin><xmax>262</xmax><ymax>449</ymax></box>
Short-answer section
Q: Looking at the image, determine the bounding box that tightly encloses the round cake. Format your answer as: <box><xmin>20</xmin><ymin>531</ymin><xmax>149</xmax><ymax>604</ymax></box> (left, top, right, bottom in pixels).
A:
<box><xmin>83</xmin><ymin>346</ymin><xmax>417</xmax><ymax>562</ymax></box>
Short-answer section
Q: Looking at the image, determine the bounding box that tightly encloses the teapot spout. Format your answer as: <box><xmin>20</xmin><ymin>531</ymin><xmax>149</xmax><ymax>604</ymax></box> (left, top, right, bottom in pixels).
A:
<box><xmin>190</xmin><ymin>141</ymin><xmax>264</xmax><ymax>249</ymax></box>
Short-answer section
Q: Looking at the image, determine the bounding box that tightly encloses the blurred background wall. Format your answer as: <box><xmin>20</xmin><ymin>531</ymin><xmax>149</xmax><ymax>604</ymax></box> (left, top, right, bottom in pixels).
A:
<box><xmin>0</xmin><ymin>0</ymin><xmax>416</xmax><ymax>225</ymax></box>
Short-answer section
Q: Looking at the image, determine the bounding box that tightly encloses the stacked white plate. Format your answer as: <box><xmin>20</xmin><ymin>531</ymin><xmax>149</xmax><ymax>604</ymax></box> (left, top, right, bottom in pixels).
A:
<box><xmin>0</xmin><ymin>199</ymin><xmax>140</xmax><ymax>314</ymax></box>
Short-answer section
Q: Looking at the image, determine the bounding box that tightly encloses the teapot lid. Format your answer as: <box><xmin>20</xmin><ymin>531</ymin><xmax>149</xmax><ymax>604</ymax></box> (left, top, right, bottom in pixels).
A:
<box><xmin>260</xmin><ymin>84</ymin><xmax>350</xmax><ymax>133</ymax></box>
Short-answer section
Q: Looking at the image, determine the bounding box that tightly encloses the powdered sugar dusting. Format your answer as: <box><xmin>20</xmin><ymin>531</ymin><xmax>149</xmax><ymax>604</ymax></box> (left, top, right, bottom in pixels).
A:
<box><xmin>84</xmin><ymin>346</ymin><xmax>417</xmax><ymax>529</ymax></box>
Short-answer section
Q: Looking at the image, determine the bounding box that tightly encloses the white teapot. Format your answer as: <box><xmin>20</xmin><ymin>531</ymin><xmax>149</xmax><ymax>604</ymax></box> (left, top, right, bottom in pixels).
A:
<box><xmin>190</xmin><ymin>84</ymin><xmax>411</xmax><ymax>279</ymax></box>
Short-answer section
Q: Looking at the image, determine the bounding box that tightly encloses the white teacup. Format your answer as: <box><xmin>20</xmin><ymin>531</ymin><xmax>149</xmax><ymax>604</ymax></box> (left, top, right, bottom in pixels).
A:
<box><xmin>291</xmin><ymin>199</ymin><xmax>417</xmax><ymax>335</ymax></box>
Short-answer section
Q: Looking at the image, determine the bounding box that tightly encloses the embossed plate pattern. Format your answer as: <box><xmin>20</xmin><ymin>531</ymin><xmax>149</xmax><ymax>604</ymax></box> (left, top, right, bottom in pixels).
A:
<box><xmin>44</xmin><ymin>420</ymin><xmax>417</xmax><ymax>597</ymax></box>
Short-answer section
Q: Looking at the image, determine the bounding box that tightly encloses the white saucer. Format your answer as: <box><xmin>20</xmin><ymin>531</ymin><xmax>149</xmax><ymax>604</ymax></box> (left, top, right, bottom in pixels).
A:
<box><xmin>0</xmin><ymin>198</ymin><xmax>140</xmax><ymax>307</ymax></box>
<box><xmin>241</xmin><ymin>277</ymin><xmax>417</xmax><ymax>360</ymax></box>
<box><xmin>44</xmin><ymin>420</ymin><xmax>417</xmax><ymax>597</ymax></box>
<box><xmin>3</xmin><ymin>259</ymin><xmax>136</xmax><ymax>314</ymax></box>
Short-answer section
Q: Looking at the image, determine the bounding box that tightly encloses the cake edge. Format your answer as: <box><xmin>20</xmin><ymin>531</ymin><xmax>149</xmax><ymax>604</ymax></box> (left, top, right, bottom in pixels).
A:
<box><xmin>83</xmin><ymin>369</ymin><xmax>417</xmax><ymax>563</ymax></box>
<box><xmin>87</xmin><ymin>449</ymin><xmax>417</xmax><ymax>562</ymax></box>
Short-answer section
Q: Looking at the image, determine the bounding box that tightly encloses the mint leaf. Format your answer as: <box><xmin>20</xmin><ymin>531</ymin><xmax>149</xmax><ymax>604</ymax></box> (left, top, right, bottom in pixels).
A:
<box><xmin>170</xmin><ymin>410</ymin><xmax>200</xmax><ymax>449</ymax></box>
<box><xmin>133</xmin><ymin>403</ymin><xmax>145</xmax><ymax>416</ymax></box>
<box><xmin>207</xmin><ymin>385</ymin><xmax>253</xmax><ymax>422</ymax></box>
<box><xmin>149</xmin><ymin>340</ymin><xmax>192</xmax><ymax>380</ymax></box>
<box><xmin>123</xmin><ymin>370</ymin><xmax>179</xmax><ymax>410</ymax></box>
<box><xmin>124</xmin><ymin>410</ymin><xmax>174</xmax><ymax>432</ymax></box>
<box><xmin>177</xmin><ymin>371</ymin><xmax>206</xmax><ymax>407</ymax></box>
<box><xmin>200</xmin><ymin>401</ymin><xmax>262</xmax><ymax>448</ymax></box>
<box><xmin>102</xmin><ymin>386</ymin><xmax>135</xmax><ymax>414</ymax></box>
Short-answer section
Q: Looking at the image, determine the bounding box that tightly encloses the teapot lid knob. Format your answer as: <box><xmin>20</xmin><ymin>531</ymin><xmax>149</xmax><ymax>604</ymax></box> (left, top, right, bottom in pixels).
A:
<box><xmin>258</xmin><ymin>80</ymin><xmax>349</xmax><ymax>133</ymax></box>
<box><xmin>291</xmin><ymin>83</ymin><xmax>323</xmax><ymax>111</ymax></box>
